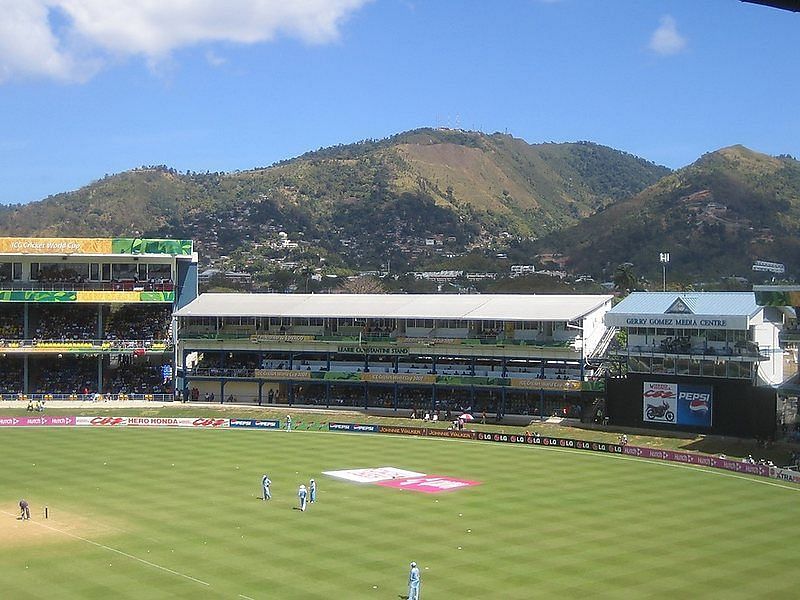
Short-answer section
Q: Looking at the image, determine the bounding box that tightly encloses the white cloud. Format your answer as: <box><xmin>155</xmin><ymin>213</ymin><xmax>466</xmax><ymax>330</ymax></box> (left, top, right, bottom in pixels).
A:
<box><xmin>205</xmin><ymin>50</ymin><xmax>226</xmax><ymax>68</ymax></box>
<box><xmin>0</xmin><ymin>0</ymin><xmax>371</xmax><ymax>83</ymax></box>
<box><xmin>648</xmin><ymin>15</ymin><xmax>687</xmax><ymax>56</ymax></box>
<box><xmin>0</xmin><ymin>1</ymin><xmax>95</xmax><ymax>82</ymax></box>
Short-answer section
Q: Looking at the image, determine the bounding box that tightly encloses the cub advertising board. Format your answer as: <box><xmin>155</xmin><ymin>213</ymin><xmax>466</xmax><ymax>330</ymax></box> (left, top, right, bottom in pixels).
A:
<box><xmin>642</xmin><ymin>382</ymin><xmax>678</xmax><ymax>424</ymax></box>
<box><xmin>75</xmin><ymin>416</ymin><xmax>230</xmax><ymax>428</ymax></box>
<box><xmin>643</xmin><ymin>381</ymin><xmax>712</xmax><ymax>427</ymax></box>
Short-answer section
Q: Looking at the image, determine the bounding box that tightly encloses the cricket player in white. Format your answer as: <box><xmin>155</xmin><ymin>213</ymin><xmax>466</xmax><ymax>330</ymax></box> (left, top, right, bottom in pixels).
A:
<box><xmin>298</xmin><ymin>484</ymin><xmax>307</xmax><ymax>511</ymax></box>
<box><xmin>408</xmin><ymin>561</ymin><xmax>421</xmax><ymax>599</ymax></box>
<box><xmin>286</xmin><ymin>415</ymin><xmax>292</xmax><ymax>431</ymax></box>
<box><xmin>262</xmin><ymin>474</ymin><xmax>271</xmax><ymax>500</ymax></box>
<box><xmin>309</xmin><ymin>478</ymin><xmax>316</xmax><ymax>503</ymax></box>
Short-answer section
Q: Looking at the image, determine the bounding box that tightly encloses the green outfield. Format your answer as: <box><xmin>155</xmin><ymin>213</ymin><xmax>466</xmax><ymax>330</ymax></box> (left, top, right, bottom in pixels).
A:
<box><xmin>2</xmin><ymin>425</ymin><xmax>799</xmax><ymax>599</ymax></box>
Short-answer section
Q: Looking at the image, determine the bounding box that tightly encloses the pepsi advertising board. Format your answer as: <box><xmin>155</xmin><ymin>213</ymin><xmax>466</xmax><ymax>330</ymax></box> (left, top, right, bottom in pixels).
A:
<box><xmin>229</xmin><ymin>419</ymin><xmax>281</xmax><ymax>429</ymax></box>
<box><xmin>643</xmin><ymin>382</ymin><xmax>712</xmax><ymax>428</ymax></box>
<box><xmin>676</xmin><ymin>384</ymin><xmax>713</xmax><ymax>427</ymax></box>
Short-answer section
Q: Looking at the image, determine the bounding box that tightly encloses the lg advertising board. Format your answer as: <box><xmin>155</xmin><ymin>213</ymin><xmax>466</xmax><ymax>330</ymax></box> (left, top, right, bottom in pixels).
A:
<box><xmin>642</xmin><ymin>381</ymin><xmax>712</xmax><ymax>427</ymax></box>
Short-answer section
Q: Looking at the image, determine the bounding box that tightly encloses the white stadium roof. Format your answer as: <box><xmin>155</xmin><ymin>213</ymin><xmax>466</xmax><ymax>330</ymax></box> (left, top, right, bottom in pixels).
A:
<box><xmin>175</xmin><ymin>293</ymin><xmax>613</xmax><ymax>322</ymax></box>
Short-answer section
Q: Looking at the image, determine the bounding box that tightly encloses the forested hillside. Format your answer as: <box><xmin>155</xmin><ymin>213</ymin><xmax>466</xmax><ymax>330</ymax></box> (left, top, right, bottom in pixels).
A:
<box><xmin>536</xmin><ymin>146</ymin><xmax>800</xmax><ymax>282</ymax></box>
<box><xmin>0</xmin><ymin>128</ymin><xmax>668</xmax><ymax>278</ymax></box>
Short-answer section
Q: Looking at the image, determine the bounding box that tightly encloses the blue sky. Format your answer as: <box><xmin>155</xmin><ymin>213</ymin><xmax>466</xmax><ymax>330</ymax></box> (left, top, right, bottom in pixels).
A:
<box><xmin>0</xmin><ymin>0</ymin><xmax>798</xmax><ymax>204</ymax></box>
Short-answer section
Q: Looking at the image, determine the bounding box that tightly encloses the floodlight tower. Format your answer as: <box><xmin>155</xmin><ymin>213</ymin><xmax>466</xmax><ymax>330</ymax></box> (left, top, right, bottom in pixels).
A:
<box><xmin>659</xmin><ymin>252</ymin><xmax>670</xmax><ymax>292</ymax></box>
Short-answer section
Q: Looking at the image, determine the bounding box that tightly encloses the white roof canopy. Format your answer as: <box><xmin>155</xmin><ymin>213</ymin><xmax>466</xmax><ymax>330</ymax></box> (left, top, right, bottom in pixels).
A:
<box><xmin>175</xmin><ymin>293</ymin><xmax>612</xmax><ymax>322</ymax></box>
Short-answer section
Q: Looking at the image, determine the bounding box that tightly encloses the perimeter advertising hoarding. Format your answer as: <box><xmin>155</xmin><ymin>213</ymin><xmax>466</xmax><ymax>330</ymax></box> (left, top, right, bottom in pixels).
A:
<box><xmin>0</xmin><ymin>416</ymin><xmax>76</xmax><ymax>427</ymax></box>
<box><xmin>229</xmin><ymin>419</ymin><xmax>281</xmax><ymax>429</ymax></box>
<box><xmin>75</xmin><ymin>416</ymin><xmax>229</xmax><ymax>428</ymax></box>
<box><xmin>643</xmin><ymin>382</ymin><xmax>712</xmax><ymax>428</ymax></box>
<box><xmin>328</xmin><ymin>422</ymin><xmax>380</xmax><ymax>433</ymax></box>
<box><xmin>334</xmin><ymin>423</ymin><xmax>773</xmax><ymax>479</ymax></box>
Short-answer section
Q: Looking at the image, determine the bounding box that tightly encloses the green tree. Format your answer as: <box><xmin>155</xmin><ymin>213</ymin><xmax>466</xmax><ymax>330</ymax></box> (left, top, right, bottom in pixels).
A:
<box><xmin>613</xmin><ymin>263</ymin><xmax>637</xmax><ymax>293</ymax></box>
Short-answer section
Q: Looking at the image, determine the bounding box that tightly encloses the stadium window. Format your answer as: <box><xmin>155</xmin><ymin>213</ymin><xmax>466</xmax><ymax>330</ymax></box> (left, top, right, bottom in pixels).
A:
<box><xmin>0</xmin><ymin>262</ymin><xmax>10</xmax><ymax>282</ymax></box>
<box><xmin>30</xmin><ymin>263</ymin><xmax>40</xmax><ymax>280</ymax></box>
<box><xmin>112</xmin><ymin>263</ymin><xmax>137</xmax><ymax>280</ymax></box>
<box><xmin>101</xmin><ymin>263</ymin><xmax>111</xmax><ymax>281</ymax></box>
<box><xmin>676</xmin><ymin>358</ymin><xmax>689</xmax><ymax>375</ymax></box>
<box><xmin>12</xmin><ymin>262</ymin><xmax>22</xmax><ymax>280</ymax></box>
<box><xmin>148</xmin><ymin>263</ymin><xmax>171</xmax><ymax>280</ymax></box>
<box><xmin>629</xmin><ymin>356</ymin><xmax>648</xmax><ymax>372</ymax></box>
<box><xmin>713</xmin><ymin>360</ymin><xmax>727</xmax><ymax>378</ymax></box>
<box><xmin>90</xmin><ymin>263</ymin><xmax>100</xmax><ymax>281</ymax></box>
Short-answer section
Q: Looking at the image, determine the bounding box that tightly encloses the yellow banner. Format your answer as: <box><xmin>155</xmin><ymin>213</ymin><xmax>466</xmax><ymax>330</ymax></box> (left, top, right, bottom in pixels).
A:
<box><xmin>361</xmin><ymin>372</ymin><xmax>437</xmax><ymax>384</ymax></box>
<box><xmin>251</xmin><ymin>334</ymin><xmax>313</xmax><ymax>343</ymax></box>
<box><xmin>254</xmin><ymin>369</ymin><xmax>312</xmax><ymax>380</ymax></box>
<box><xmin>510</xmin><ymin>378</ymin><xmax>582</xmax><ymax>391</ymax></box>
<box><xmin>76</xmin><ymin>291</ymin><xmax>141</xmax><ymax>303</ymax></box>
<box><xmin>0</xmin><ymin>237</ymin><xmax>113</xmax><ymax>255</ymax></box>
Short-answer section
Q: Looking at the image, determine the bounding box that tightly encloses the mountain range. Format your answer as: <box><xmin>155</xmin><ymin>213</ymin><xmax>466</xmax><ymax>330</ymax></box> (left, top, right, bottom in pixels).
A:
<box><xmin>1</xmin><ymin>128</ymin><xmax>797</xmax><ymax>286</ymax></box>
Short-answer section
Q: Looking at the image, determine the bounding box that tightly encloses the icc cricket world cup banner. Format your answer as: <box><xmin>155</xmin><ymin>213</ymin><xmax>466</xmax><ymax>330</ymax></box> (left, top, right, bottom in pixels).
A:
<box><xmin>643</xmin><ymin>381</ymin><xmax>713</xmax><ymax>428</ymax></box>
<box><xmin>0</xmin><ymin>237</ymin><xmax>192</xmax><ymax>256</ymax></box>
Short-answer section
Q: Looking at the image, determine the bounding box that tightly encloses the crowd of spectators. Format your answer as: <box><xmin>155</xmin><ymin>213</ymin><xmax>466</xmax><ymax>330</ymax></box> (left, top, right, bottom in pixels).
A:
<box><xmin>107</xmin><ymin>361</ymin><xmax>168</xmax><ymax>394</ymax></box>
<box><xmin>293</xmin><ymin>385</ymin><xmax>367</xmax><ymax>408</ymax></box>
<box><xmin>104</xmin><ymin>306</ymin><xmax>171</xmax><ymax>341</ymax></box>
<box><xmin>0</xmin><ymin>309</ymin><xmax>23</xmax><ymax>340</ymax></box>
<box><xmin>14</xmin><ymin>305</ymin><xmax>172</xmax><ymax>343</ymax></box>
<box><xmin>31</xmin><ymin>358</ymin><xmax>96</xmax><ymax>394</ymax></box>
<box><xmin>0</xmin><ymin>358</ymin><xmax>23</xmax><ymax>393</ymax></box>
<box><xmin>32</xmin><ymin>306</ymin><xmax>97</xmax><ymax>341</ymax></box>
<box><xmin>27</xmin><ymin>356</ymin><xmax>169</xmax><ymax>395</ymax></box>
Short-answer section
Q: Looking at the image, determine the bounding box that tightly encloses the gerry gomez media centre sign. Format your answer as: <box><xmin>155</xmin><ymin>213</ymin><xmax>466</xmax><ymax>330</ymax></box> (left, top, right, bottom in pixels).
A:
<box><xmin>642</xmin><ymin>381</ymin><xmax>713</xmax><ymax>428</ymax></box>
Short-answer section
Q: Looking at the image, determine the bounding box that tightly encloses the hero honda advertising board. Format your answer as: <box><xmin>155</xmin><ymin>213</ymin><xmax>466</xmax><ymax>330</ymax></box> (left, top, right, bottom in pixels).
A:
<box><xmin>643</xmin><ymin>381</ymin><xmax>712</xmax><ymax>427</ymax></box>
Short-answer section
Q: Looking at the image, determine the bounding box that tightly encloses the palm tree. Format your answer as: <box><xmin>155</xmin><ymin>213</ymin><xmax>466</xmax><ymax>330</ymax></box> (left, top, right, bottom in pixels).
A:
<box><xmin>613</xmin><ymin>263</ymin><xmax>637</xmax><ymax>294</ymax></box>
<box><xmin>299</xmin><ymin>265</ymin><xmax>315</xmax><ymax>293</ymax></box>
